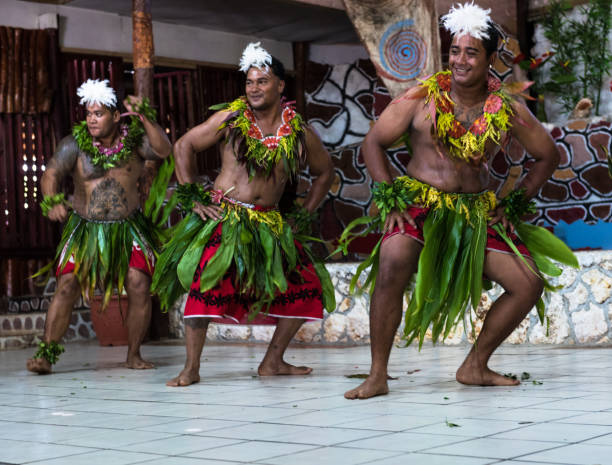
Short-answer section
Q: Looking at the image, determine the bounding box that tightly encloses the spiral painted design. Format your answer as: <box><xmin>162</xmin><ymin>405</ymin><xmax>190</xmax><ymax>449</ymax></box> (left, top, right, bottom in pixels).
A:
<box><xmin>379</xmin><ymin>19</ymin><xmax>427</xmax><ymax>81</ymax></box>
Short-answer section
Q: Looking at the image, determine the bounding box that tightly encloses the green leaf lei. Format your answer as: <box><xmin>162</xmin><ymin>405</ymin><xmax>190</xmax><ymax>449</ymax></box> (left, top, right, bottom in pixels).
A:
<box><xmin>33</xmin><ymin>341</ymin><xmax>65</xmax><ymax>365</ymax></box>
<box><xmin>72</xmin><ymin>99</ymin><xmax>157</xmax><ymax>170</ymax></box>
<box><xmin>371</xmin><ymin>179</ymin><xmax>414</xmax><ymax>224</ymax></box>
<box><xmin>211</xmin><ymin>97</ymin><xmax>305</xmax><ymax>178</ymax></box>
<box><xmin>499</xmin><ymin>188</ymin><xmax>537</xmax><ymax>225</ymax></box>
<box><xmin>175</xmin><ymin>183</ymin><xmax>212</xmax><ymax>213</ymax></box>
<box><xmin>40</xmin><ymin>193</ymin><xmax>67</xmax><ymax>216</ymax></box>
<box><xmin>285</xmin><ymin>201</ymin><xmax>317</xmax><ymax>235</ymax></box>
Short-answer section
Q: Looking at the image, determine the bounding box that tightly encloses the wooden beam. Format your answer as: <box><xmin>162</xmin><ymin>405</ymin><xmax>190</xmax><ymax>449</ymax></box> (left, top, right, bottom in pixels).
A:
<box><xmin>132</xmin><ymin>0</ymin><xmax>154</xmax><ymax>100</ymax></box>
<box><xmin>293</xmin><ymin>41</ymin><xmax>308</xmax><ymax>117</ymax></box>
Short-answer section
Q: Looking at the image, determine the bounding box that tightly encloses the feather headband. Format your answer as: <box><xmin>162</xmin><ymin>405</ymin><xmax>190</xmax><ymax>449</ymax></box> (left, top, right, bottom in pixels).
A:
<box><xmin>77</xmin><ymin>79</ymin><xmax>117</xmax><ymax>108</ymax></box>
<box><xmin>441</xmin><ymin>2</ymin><xmax>492</xmax><ymax>40</ymax></box>
<box><xmin>239</xmin><ymin>42</ymin><xmax>272</xmax><ymax>73</ymax></box>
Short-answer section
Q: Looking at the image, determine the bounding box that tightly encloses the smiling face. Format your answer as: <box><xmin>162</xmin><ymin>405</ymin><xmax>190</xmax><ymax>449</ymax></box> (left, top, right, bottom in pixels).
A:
<box><xmin>85</xmin><ymin>103</ymin><xmax>120</xmax><ymax>139</ymax></box>
<box><xmin>448</xmin><ymin>34</ymin><xmax>494</xmax><ymax>87</ymax></box>
<box><xmin>245</xmin><ymin>67</ymin><xmax>284</xmax><ymax>111</ymax></box>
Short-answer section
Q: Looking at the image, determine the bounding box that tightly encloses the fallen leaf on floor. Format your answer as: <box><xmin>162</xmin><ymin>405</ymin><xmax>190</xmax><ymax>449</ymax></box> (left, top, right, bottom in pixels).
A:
<box><xmin>521</xmin><ymin>372</ymin><xmax>531</xmax><ymax>380</ymax></box>
<box><xmin>532</xmin><ymin>380</ymin><xmax>543</xmax><ymax>385</ymax></box>
<box><xmin>344</xmin><ymin>374</ymin><xmax>397</xmax><ymax>380</ymax></box>
<box><xmin>406</xmin><ymin>369</ymin><xmax>421</xmax><ymax>375</ymax></box>
<box><xmin>444</xmin><ymin>396</ymin><xmax>449</xmax><ymax>400</ymax></box>
<box><xmin>445</xmin><ymin>419</ymin><xmax>460</xmax><ymax>427</ymax></box>
<box><xmin>504</xmin><ymin>373</ymin><xmax>518</xmax><ymax>380</ymax></box>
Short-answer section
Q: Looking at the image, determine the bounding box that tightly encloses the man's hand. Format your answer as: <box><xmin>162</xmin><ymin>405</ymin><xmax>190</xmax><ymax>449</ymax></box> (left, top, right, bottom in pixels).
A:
<box><xmin>384</xmin><ymin>209</ymin><xmax>416</xmax><ymax>234</ymax></box>
<box><xmin>193</xmin><ymin>201</ymin><xmax>223</xmax><ymax>221</ymax></box>
<box><xmin>488</xmin><ymin>206</ymin><xmax>513</xmax><ymax>232</ymax></box>
<box><xmin>47</xmin><ymin>204</ymin><xmax>69</xmax><ymax>222</ymax></box>
<box><xmin>123</xmin><ymin>95</ymin><xmax>142</xmax><ymax>114</ymax></box>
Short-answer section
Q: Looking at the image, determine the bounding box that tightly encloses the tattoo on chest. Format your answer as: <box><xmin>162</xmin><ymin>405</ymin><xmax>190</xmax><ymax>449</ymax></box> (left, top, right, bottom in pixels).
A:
<box><xmin>87</xmin><ymin>178</ymin><xmax>129</xmax><ymax>220</ymax></box>
<box><xmin>80</xmin><ymin>152</ymin><xmax>107</xmax><ymax>179</ymax></box>
<box><xmin>454</xmin><ymin>104</ymin><xmax>483</xmax><ymax>129</ymax></box>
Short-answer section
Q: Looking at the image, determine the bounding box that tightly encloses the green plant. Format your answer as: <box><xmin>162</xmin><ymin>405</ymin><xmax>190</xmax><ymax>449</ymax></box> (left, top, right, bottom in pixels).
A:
<box><xmin>534</xmin><ymin>0</ymin><xmax>612</xmax><ymax>114</ymax></box>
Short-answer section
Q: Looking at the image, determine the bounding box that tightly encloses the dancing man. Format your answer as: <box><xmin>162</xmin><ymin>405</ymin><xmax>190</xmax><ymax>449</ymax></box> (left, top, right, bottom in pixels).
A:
<box><xmin>153</xmin><ymin>43</ymin><xmax>335</xmax><ymax>386</ymax></box>
<box><xmin>27</xmin><ymin>79</ymin><xmax>172</xmax><ymax>374</ymax></box>
<box><xmin>343</xmin><ymin>3</ymin><xmax>577</xmax><ymax>399</ymax></box>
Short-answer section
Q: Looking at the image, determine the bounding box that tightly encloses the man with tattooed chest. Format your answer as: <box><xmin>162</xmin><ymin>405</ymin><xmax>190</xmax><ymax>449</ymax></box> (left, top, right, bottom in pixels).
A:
<box><xmin>342</xmin><ymin>3</ymin><xmax>577</xmax><ymax>399</ymax></box>
<box><xmin>152</xmin><ymin>43</ymin><xmax>335</xmax><ymax>386</ymax></box>
<box><xmin>27</xmin><ymin>79</ymin><xmax>172</xmax><ymax>374</ymax></box>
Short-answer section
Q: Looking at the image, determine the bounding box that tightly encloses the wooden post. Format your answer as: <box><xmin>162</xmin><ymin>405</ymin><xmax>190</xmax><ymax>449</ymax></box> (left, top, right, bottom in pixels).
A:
<box><xmin>132</xmin><ymin>0</ymin><xmax>154</xmax><ymax>100</ymax></box>
<box><xmin>293</xmin><ymin>41</ymin><xmax>308</xmax><ymax>117</ymax></box>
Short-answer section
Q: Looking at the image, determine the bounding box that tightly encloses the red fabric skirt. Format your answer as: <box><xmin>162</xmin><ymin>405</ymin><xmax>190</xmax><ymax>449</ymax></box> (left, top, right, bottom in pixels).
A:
<box><xmin>383</xmin><ymin>206</ymin><xmax>530</xmax><ymax>256</ymax></box>
<box><xmin>184</xmin><ymin>223</ymin><xmax>324</xmax><ymax>324</ymax></box>
<box><xmin>57</xmin><ymin>242</ymin><xmax>154</xmax><ymax>276</ymax></box>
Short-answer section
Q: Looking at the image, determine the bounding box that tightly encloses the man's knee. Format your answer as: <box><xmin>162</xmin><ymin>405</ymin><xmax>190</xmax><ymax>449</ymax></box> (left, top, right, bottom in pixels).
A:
<box><xmin>377</xmin><ymin>245</ymin><xmax>417</xmax><ymax>288</ymax></box>
<box><xmin>55</xmin><ymin>274</ymin><xmax>81</xmax><ymax>300</ymax></box>
<box><xmin>125</xmin><ymin>268</ymin><xmax>152</xmax><ymax>296</ymax></box>
<box><xmin>185</xmin><ymin>317</ymin><xmax>209</xmax><ymax>330</ymax></box>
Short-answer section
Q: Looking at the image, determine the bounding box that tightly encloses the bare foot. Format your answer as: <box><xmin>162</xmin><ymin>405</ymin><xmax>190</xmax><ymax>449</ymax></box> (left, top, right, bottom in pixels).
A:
<box><xmin>344</xmin><ymin>375</ymin><xmax>389</xmax><ymax>399</ymax></box>
<box><xmin>26</xmin><ymin>357</ymin><xmax>52</xmax><ymax>374</ymax></box>
<box><xmin>456</xmin><ymin>361</ymin><xmax>520</xmax><ymax>386</ymax></box>
<box><xmin>257</xmin><ymin>360</ymin><xmax>312</xmax><ymax>376</ymax></box>
<box><xmin>166</xmin><ymin>368</ymin><xmax>200</xmax><ymax>387</ymax></box>
<box><xmin>125</xmin><ymin>355</ymin><xmax>155</xmax><ymax>370</ymax></box>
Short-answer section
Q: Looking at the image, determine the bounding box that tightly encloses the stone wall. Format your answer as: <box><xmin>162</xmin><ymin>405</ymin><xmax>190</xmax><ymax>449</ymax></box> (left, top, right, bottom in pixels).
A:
<box><xmin>169</xmin><ymin>250</ymin><xmax>612</xmax><ymax>347</ymax></box>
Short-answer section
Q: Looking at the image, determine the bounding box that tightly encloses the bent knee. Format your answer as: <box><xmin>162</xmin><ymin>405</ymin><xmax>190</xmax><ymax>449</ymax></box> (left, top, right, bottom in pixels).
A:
<box><xmin>125</xmin><ymin>269</ymin><xmax>152</xmax><ymax>295</ymax></box>
<box><xmin>506</xmin><ymin>274</ymin><xmax>544</xmax><ymax>300</ymax></box>
<box><xmin>56</xmin><ymin>275</ymin><xmax>81</xmax><ymax>298</ymax></box>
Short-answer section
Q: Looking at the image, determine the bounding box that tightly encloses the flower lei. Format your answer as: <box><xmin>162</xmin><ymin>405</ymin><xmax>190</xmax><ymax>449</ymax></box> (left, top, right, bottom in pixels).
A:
<box><xmin>421</xmin><ymin>70</ymin><xmax>514</xmax><ymax>163</ymax></box>
<box><xmin>40</xmin><ymin>193</ymin><xmax>68</xmax><ymax>216</ymax></box>
<box><xmin>32</xmin><ymin>341</ymin><xmax>65</xmax><ymax>365</ymax></box>
<box><xmin>72</xmin><ymin>99</ymin><xmax>156</xmax><ymax>170</ymax></box>
<box><xmin>210</xmin><ymin>97</ymin><xmax>305</xmax><ymax>177</ymax></box>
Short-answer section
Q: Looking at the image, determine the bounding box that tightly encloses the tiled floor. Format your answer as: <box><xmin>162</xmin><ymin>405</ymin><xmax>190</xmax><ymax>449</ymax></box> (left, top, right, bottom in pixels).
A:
<box><xmin>1</xmin><ymin>341</ymin><xmax>611</xmax><ymax>464</ymax></box>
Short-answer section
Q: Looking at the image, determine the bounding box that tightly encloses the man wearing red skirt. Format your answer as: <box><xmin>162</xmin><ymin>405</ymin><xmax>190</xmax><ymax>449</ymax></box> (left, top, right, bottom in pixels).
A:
<box><xmin>153</xmin><ymin>43</ymin><xmax>335</xmax><ymax>386</ymax></box>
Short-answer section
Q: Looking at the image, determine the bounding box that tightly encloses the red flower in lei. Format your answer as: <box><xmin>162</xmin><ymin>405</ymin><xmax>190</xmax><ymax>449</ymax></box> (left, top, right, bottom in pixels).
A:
<box><xmin>93</xmin><ymin>124</ymin><xmax>129</xmax><ymax>157</ymax></box>
<box><xmin>437</xmin><ymin>73</ymin><xmax>451</xmax><ymax>91</ymax></box>
<box><xmin>448</xmin><ymin>119</ymin><xmax>467</xmax><ymax>138</ymax></box>
<box><xmin>244</xmin><ymin>102</ymin><xmax>296</xmax><ymax>149</ymax></box>
<box><xmin>487</xmin><ymin>75</ymin><xmax>502</xmax><ymax>92</ymax></box>
<box><xmin>470</xmin><ymin>115</ymin><xmax>488</xmax><ymax>136</ymax></box>
<box><xmin>483</xmin><ymin>94</ymin><xmax>503</xmax><ymax>114</ymax></box>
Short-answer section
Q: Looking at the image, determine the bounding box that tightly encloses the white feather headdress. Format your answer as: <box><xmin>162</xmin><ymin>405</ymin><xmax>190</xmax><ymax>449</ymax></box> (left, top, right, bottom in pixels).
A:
<box><xmin>76</xmin><ymin>79</ymin><xmax>117</xmax><ymax>108</ymax></box>
<box><xmin>441</xmin><ymin>2</ymin><xmax>492</xmax><ymax>40</ymax></box>
<box><xmin>239</xmin><ymin>42</ymin><xmax>272</xmax><ymax>73</ymax></box>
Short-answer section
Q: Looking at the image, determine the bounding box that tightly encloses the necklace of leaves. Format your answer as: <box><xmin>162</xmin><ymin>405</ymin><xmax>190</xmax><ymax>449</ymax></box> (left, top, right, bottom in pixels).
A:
<box><xmin>422</xmin><ymin>70</ymin><xmax>514</xmax><ymax>163</ymax></box>
<box><xmin>72</xmin><ymin>117</ymin><xmax>144</xmax><ymax>170</ymax></box>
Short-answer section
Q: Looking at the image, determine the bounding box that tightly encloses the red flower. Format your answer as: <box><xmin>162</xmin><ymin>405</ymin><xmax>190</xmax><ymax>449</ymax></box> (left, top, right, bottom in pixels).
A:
<box><xmin>483</xmin><ymin>94</ymin><xmax>503</xmax><ymax>114</ymax></box>
<box><xmin>282</xmin><ymin>106</ymin><xmax>295</xmax><ymax>123</ymax></box>
<box><xmin>512</xmin><ymin>53</ymin><xmax>526</xmax><ymax>64</ymax></box>
<box><xmin>262</xmin><ymin>136</ymin><xmax>279</xmax><ymax>150</ymax></box>
<box><xmin>244</xmin><ymin>109</ymin><xmax>256</xmax><ymax>123</ymax></box>
<box><xmin>438</xmin><ymin>95</ymin><xmax>454</xmax><ymax>114</ymax></box>
<box><xmin>529</xmin><ymin>58</ymin><xmax>543</xmax><ymax>69</ymax></box>
<box><xmin>436</xmin><ymin>73</ymin><xmax>451</xmax><ymax>91</ymax></box>
<box><xmin>248</xmin><ymin>125</ymin><xmax>263</xmax><ymax>139</ymax></box>
<box><xmin>448</xmin><ymin>119</ymin><xmax>467</xmax><ymax>138</ymax></box>
<box><xmin>487</xmin><ymin>75</ymin><xmax>501</xmax><ymax>92</ymax></box>
<box><xmin>470</xmin><ymin>115</ymin><xmax>488</xmax><ymax>136</ymax></box>
<box><xmin>277</xmin><ymin>123</ymin><xmax>292</xmax><ymax>137</ymax></box>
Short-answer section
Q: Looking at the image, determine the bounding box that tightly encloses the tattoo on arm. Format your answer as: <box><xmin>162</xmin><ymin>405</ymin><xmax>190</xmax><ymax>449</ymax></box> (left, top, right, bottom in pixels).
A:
<box><xmin>139</xmin><ymin>134</ymin><xmax>162</xmax><ymax>161</ymax></box>
<box><xmin>87</xmin><ymin>178</ymin><xmax>129</xmax><ymax>220</ymax></box>
<box><xmin>47</xmin><ymin>136</ymin><xmax>79</xmax><ymax>178</ymax></box>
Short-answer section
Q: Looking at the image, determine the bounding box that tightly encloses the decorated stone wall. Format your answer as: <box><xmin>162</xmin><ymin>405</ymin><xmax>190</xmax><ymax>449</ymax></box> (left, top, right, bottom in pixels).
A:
<box><xmin>167</xmin><ymin>251</ymin><xmax>612</xmax><ymax>347</ymax></box>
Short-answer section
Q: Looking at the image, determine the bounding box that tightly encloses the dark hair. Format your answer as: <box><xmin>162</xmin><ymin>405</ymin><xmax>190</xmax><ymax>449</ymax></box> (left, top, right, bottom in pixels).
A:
<box><xmin>269</xmin><ymin>56</ymin><xmax>285</xmax><ymax>81</ymax></box>
<box><xmin>481</xmin><ymin>21</ymin><xmax>500</xmax><ymax>57</ymax></box>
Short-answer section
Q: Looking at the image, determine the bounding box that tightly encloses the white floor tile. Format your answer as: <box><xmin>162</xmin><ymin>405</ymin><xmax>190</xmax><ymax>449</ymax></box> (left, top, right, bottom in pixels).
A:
<box><xmin>185</xmin><ymin>440</ymin><xmax>316</xmax><ymax>462</ymax></box>
<box><xmin>518</xmin><ymin>443</ymin><xmax>612</xmax><ymax>464</ymax></box>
